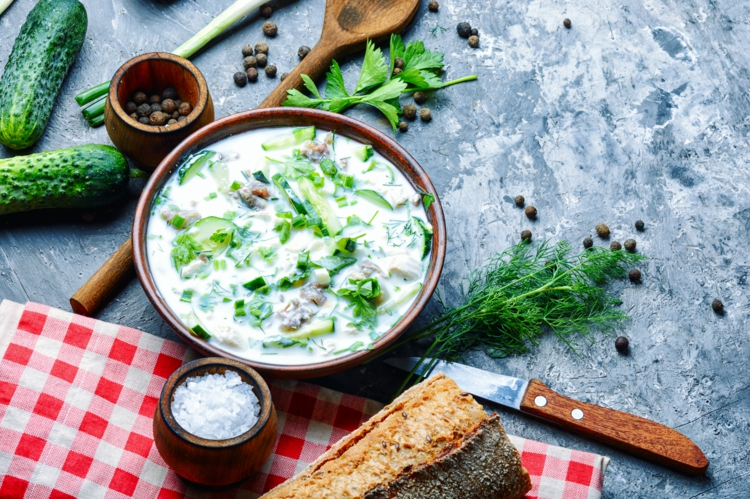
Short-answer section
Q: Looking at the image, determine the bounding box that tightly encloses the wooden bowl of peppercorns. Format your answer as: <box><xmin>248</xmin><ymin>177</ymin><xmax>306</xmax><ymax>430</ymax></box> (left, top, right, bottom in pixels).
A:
<box><xmin>104</xmin><ymin>52</ymin><xmax>214</xmax><ymax>170</ymax></box>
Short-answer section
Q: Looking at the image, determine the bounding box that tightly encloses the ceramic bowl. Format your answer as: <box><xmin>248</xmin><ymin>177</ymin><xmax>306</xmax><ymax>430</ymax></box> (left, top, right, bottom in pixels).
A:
<box><xmin>104</xmin><ymin>52</ymin><xmax>215</xmax><ymax>170</ymax></box>
<box><xmin>153</xmin><ymin>357</ymin><xmax>277</xmax><ymax>488</ymax></box>
<box><xmin>133</xmin><ymin>108</ymin><xmax>446</xmax><ymax>378</ymax></box>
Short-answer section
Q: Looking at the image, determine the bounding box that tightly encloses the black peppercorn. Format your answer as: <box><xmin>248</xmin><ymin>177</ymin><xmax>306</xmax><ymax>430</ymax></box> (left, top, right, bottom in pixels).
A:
<box><xmin>468</xmin><ymin>35</ymin><xmax>479</xmax><ymax>48</ymax></box>
<box><xmin>525</xmin><ymin>205</ymin><xmax>537</xmax><ymax>219</ymax></box>
<box><xmin>138</xmin><ymin>116</ymin><xmax>150</xmax><ymax>125</ymax></box>
<box><xmin>457</xmin><ymin>22</ymin><xmax>472</xmax><ymax>38</ymax></box>
<box><xmin>167</xmin><ymin>119</ymin><xmax>178</xmax><ymax>125</ymax></box>
<box><xmin>610</xmin><ymin>241</ymin><xmax>622</xmax><ymax>251</ymax></box>
<box><xmin>178</xmin><ymin>102</ymin><xmax>192</xmax><ymax>116</ymax></box>
<box><xmin>162</xmin><ymin>87</ymin><xmax>178</xmax><ymax>100</ymax></box>
<box><xmin>419</xmin><ymin>108</ymin><xmax>432</xmax><ymax>122</ymax></box>
<box><xmin>393</xmin><ymin>68</ymin><xmax>403</xmax><ymax>75</ymax></box>
<box><xmin>413</xmin><ymin>91</ymin><xmax>426</xmax><ymax>104</ymax></box>
<box><xmin>177</xmin><ymin>116</ymin><xmax>187</xmax><ymax>122</ymax></box>
<box><xmin>124</xmin><ymin>102</ymin><xmax>137</xmax><ymax>114</ymax></box>
<box><xmin>394</xmin><ymin>57</ymin><xmax>405</xmax><ymax>69</ymax></box>
<box><xmin>521</xmin><ymin>230</ymin><xmax>532</xmax><ymax>242</ymax></box>
<box><xmin>256</xmin><ymin>53</ymin><xmax>268</xmax><ymax>67</ymax></box>
<box><xmin>628</xmin><ymin>269</ymin><xmax>642</xmax><ymax>283</ymax></box>
<box><xmin>398</xmin><ymin>121</ymin><xmax>408</xmax><ymax>133</ymax></box>
<box><xmin>563</xmin><ymin>18</ymin><xmax>572</xmax><ymax>29</ymax></box>
<box><xmin>280</xmin><ymin>72</ymin><xmax>289</xmax><ymax>81</ymax></box>
<box><xmin>595</xmin><ymin>223</ymin><xmax>610</xmax><ymax>238</ymax></box>
<box><xmin>711</xmin><ymin>299</ymin><xmax>724</xmax><ymax>314</ymax></box>
<box><xmin>403</xmin><ymin>104</ymin><xmax>417</xmax><ymax>120</ymax></box>
<box><xmin>242</xmin><ymin>44</ymin><xmax>254</xmax><ymax>57</ymax></box>
<box><xmin>172</xmin><ymin>111</ymin><xmax>180</xmax><ymax>120</ymax></box>
<box><xmin>470</xmin><ymin>28</ymin><xmax>478</xmax><ymax>36</ymax></box>
<box><xmin>583</xmin><ymin>237</ymin><xmax>593</xmax><ymax>249</ymax></box>
<box><xmin>298</xmin><ymin>46</ymin><xmax>311</xmax><ymax>59</ymax></box>
<box><xmin>428</xmin><ymin>1</ymin><xmax>439</xmax><ymax>12</ymax></box>
<box><xmin>263</xmin><ymin>21</ymin><xmax>278</xmax><ymax>37</ymax></box>
<box><xmin>255</xmin><ymin>42</ymin><xmax>269</xmax><ymax>55</ymax></box>
<box><xmin>174</xmin><ymin>99</ymin><xmax>182</xmax><ymax>108</ymax></box>
<box><xmin>243</xmin><ymin>56</ymin><xmax>257</xmax><ymax>69</ymax></box>
<box><xmin>635</xmin><ymin>219</ymin><xmax>645</xmax><ymax>231</ymax></box>
<box><xmin>246</xmin><ymin>67</ymin><xmax>259</xmax><ymax>82</ymax></box>
<box><xmin>136</xmin><ymin>103</ymin><xmax>151</xmax><ymax>117</ymax></box>
<box><xmin>624</xmin><ymin>239</ymin><xmax>636</xmax><ymax>252</ymax></box>
<box><xmin>129</xmin><ymin>112</ymin><xmax>138</xmax><ymax>121</ymax></box>
<box><xmin>234</xmin><ymin>71</ymin><xmax>247</xmax><ymax>87</ymax></box>
<box><xmin>161</xmin><ymin>99</ymin><xmax>176</xmax><ymax>114</ymax></box>
<box><xmin>149</xmin><ymin>94</ymin><xmax>161</xmax><ymax>104</ymax></box>
<box><xmin>149</xmin><ymin>111</ymin><xmax>167</xmax><ymax>126</ymax></box>
<box><xmin>514</xmin><ymin>195</ymin><xmax>524</xmax><ymax>207</ymax></box>
<box><xmin>615</xmin><ymin>336</ymin><xmax>629</xmax><ymax>354</ymax></box>
<box><xmin>260</xmin><ymin>3</ymin><xmax>273</xmax><ymax>18</ymax></box>
<box><xmin>150</xmin><ymin>102</ymin><xmax>161</xmax><ymax>114</ymax></box>
<box><xmin>133</xmin><ymin>92</ymin><xmax>148</xmax><ymax>105</ymax></box>
<box><xmin>265</xmin><ymin>64</ymin><xmax>277</xmax><ymax>78</ymax></box>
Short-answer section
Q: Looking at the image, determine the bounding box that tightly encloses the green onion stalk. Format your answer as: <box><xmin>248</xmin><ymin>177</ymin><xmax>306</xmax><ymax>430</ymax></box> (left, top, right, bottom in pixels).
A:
<box><xmin>0</xmin><ymin>0</ymin><xmax>15</xmax><ymax>17</ymax></box>
<box><xmin>75</xmin><ymin>0</ymin><xmax>267</xmax><ymax>126</ymax></box>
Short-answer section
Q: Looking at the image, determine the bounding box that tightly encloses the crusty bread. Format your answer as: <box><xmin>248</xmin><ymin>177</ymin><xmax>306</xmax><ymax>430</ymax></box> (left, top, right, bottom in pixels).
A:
<box><xmin>261</xmin><ymin>373</ymin><xmax>532</xmax><ymax>499</ymax></box>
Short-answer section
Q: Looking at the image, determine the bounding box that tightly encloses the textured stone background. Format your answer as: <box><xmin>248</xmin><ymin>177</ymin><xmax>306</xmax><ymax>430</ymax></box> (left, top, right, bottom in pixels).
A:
<box><xmin>1</xmin><ymin>0</ymin><xmax>749</xmax><ymax>497</ymax></box>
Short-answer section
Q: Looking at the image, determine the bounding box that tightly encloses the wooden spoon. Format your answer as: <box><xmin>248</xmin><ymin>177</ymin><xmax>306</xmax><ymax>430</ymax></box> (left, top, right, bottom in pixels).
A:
<box><xmin>70</xmin><ymin>0</ymin><xmax>420</xmax><ymax>316</ymax></box>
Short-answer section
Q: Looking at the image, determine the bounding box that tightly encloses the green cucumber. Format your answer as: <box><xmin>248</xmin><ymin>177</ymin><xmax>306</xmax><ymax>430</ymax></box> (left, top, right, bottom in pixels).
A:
<box><xmin>0</xmin><ymin>0</ymin><xmax>88</xmax><ymax>150</ymax></box>
<box><xmin>179</xmin><ymin>151</ymin><xmax>217</xmax><ymax>185</ymax></box>
<box><xmin>243</xmin><ymin>276</ymin><xmax>267</xmax><ymax>292</ymax></box>
<box><xmin>189</xmin><ymin>216</ymin><xmax>238</xmax><ymax>252</ymax></box>
<box><xmin>0</xmin><ymin>145</ymin><xmax>128</xmax><ymax>215</ymax></box>
<box><xmin>261</xmin><ymin>126</ymin><xmax>316</xmax><ymax>151</ymax></box>
<box><xmin>354</xmin><ymin>145</ymin><xmax>374</xmax><ymax>162</ymax></box>
<box><xmin>354</xmin><ymin>189</ymin><xmax>393</xmax><ymax>210</ymax></box>
<box><xmin>377</xmin><ymin>283</ymin><xmax>423</xmax><ymax>314</ymax></box>
<box><xmin>282</xmin><ymin>319</ymin><xmax>335</xmax><ymax>341</ymax></box>
<box><xmin>412</xmin><ymin>217</ymin><xmax>433</xmax><ymax>260</ymax></box>
<box><xmin>298</xmin><ymin>177</ymin><xmax>343</xmax><ymax>236</ymax></box>
<box><xmin>272</xmin><ymin>173</ymin><xmax>307</xmax><ymax>215</ymax></box>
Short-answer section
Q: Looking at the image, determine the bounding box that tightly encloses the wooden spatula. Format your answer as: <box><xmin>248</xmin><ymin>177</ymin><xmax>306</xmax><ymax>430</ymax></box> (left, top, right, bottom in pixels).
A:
<box><xmin>70</xmin><ymin>0</ymin><xmax>420</xmax><ymax>316</ymax></box>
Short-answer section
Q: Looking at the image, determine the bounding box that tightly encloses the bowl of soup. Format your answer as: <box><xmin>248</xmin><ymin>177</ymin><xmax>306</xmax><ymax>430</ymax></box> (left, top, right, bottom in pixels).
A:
<box><xmin>133</xmin><ymin>108</ymin><xmax>445</xmax><ymax>378</ymax></box>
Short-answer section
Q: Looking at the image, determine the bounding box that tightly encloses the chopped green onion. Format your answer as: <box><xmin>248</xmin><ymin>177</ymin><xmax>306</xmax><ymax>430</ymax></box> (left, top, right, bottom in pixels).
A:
<box><xmin>297</xmin><ymin>251</ymin><xmax>310</xmax><ymax>270</ymax></box>
<box><xmin>170</xmin><ymin>215</ymin><xmax>187</xmax><ymax>229</ymax></box>
<box><xmin>320</xmin><ymin>158</ymin><xmax>338</xmax><ymax>176</ymax></box>
<box><xmin>204</xmin><ymin>192</ymin><xmax>218</xmax><ymax>201</ymax></box>
<box><xmin>291</xmin><ymin>214</ymin><xmax>307</xmax><ymax>229</ymax></box>
<box><xmin>180</xmin><ymin>290</ymin><xmax>193</xmax><ymax>302</ymax></box>
<box><xmin>191</xmin><ymin>325</ymin><xmax>211</xmax><ymax>339</ymax></box>
<box><xmin>339</xmin><ymin>174</ymin><xmax>355</xmax><ymax>189</ymax></box>
<box><xmin>230</xmin><ymin>180</ymin><xmax>243</xmax><ymax>190</ymax></box>
<box><xmin>243</xmin><ymin>276</ymin><xmax>267</xmax><ymax>291</ymax></box>
<box><xmin>335</xmin><ymin>196</ymin><xmax>348</xmax><ymax>207</ymax></box>
<box><xmin>81</xmin><ymin>96</ymin><xmax>106</xmax><ymax>120</ymax></box>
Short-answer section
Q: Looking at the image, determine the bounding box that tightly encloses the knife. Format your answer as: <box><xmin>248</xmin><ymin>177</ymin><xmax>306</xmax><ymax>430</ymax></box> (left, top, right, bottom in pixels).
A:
<box><xmin>385</xmin><ymin>357</ymin><xmax>708</xmax><ymax>475</ymax></box>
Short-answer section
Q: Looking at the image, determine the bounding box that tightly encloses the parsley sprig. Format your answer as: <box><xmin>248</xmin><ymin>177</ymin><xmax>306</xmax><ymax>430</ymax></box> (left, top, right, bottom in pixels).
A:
<box><xmin>284</xmin><ymin>35</ymin><xmax>477</xmax><ymax>131</ymax></box>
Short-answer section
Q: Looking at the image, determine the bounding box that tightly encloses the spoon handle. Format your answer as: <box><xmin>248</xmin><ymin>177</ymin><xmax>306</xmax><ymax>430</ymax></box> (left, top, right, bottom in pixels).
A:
<box><xmin>70</xmin><ymin>237</ymin><xmax>134</xmax><ymax>316</ymax></box>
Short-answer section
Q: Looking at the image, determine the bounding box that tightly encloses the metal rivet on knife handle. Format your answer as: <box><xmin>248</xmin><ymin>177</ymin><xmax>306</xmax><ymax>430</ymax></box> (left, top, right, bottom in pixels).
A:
<box><xmin>534</xmin><ymin>396</ymin><xmax>547</xmax><ymax>407</ymax></box>
<box><xmin>571</xmin><ymin>408</ymin><xmax>584</xmax><ymax>420</ymax></box>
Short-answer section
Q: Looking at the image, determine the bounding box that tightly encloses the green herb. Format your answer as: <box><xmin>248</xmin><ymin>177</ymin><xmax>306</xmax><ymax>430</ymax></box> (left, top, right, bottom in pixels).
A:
<box><xmin>312</xmin><ymin>255</ymin><xmax>357</xmax><ymax>274</ymax></box>
<box><xmin>337</xmin><ymin>278</ymin><xmax>381</xmax><ymax>327</ymax></box>
<box><xmin>258</xmin><ymin>246</ymin><xmax>276</xmax><ymax>262</ymax></box>
<box><xmin>171</xmin><ymin>234</ymin><xmax>201</xmax><ymax>270</ymax></box>
<box><xmin>430</xmin><ymin>24</ymin><xmax>448</xmax><ymax>37</ymax></box>
<box><xmin>334</xmin><ymin>341</ymin><xmax>365</xmax><ymax>355</ymax></box>
<box><xmin>380</xmin><ymin>241</ymin><xmax>646</xmax><ymax>396</ymax></box>
<box><xmin>274</xmin><ymin>218</ymin><xmax>291</xmax><ymax>244</ymax></box>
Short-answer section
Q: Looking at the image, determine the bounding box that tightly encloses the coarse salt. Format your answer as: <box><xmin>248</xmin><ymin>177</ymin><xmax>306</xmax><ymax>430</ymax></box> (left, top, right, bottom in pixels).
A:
<box><xmin>171</xmin><ymin>370</ymin><xmax>260</xmax><ymax>440</ymax></box>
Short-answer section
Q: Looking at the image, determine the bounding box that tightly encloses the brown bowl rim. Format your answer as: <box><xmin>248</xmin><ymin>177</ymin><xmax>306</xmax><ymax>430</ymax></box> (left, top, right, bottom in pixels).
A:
<box><xmin>133</xmin><ymin>107</ymin><xmax>446</xmax><ymax>378</ymax></box>
<box><xmin>109</xmin><ymin>51</ymin><xmax>208</xmax><ymax>135</ymax></box>
<box><xmin>159</xmin><ymin>357</ymin><xmax>274</xmax><ymax>448</ymax></box>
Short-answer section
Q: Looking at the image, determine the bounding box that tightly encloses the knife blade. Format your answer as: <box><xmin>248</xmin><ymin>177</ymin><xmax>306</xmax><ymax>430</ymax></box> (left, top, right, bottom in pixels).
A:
<box><xmin>385</xmin><ymin>357</ymin><xmax>709</xmax><ymax>475</ymax></box>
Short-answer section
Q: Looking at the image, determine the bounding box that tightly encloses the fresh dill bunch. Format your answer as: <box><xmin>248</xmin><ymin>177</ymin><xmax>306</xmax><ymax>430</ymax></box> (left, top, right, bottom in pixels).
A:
<box><xmin>384</xmin><ymin>240</ymin><xmax>645</xmax><ymax>394</ymax></box>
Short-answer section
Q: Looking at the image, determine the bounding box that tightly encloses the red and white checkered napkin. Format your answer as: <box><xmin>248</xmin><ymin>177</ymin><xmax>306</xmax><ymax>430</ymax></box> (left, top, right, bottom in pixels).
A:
<box><xmin>0</xmin><ymin>300</ymin><xmax>608</xmax><ymax>499</ymax></box>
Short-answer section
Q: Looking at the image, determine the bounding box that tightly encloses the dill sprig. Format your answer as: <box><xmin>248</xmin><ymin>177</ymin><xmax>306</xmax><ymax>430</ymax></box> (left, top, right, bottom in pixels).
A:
<box><xmin>383</xmin><ymin>240</ymin><xmax>645</xmax><ymax>395</ymax></box>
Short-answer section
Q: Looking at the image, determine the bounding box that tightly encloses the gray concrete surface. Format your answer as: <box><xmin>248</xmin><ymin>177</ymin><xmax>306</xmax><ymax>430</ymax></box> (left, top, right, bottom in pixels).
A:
<box><xmin>1</xmin><ymin>0</ymin><xmax>749</xmax><ymax>497</ymax></box>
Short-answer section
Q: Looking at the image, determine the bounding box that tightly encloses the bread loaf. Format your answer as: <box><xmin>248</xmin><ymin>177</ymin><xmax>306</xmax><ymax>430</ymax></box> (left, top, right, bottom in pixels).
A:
<box><xmin>261</xmin><ymin>373</ymin><xmax>532</xmax><ymax>499</ymax></box>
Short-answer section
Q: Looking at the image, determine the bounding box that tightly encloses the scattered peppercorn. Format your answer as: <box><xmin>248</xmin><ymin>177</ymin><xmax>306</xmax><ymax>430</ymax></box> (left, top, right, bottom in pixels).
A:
<box><xmin>260</xmin><ymin>3</ymin><xmax>273</xmax><ymax>18</ymax></box>
<box><xmin>470</xmin><ymin>28</ymin><xmax>478</xmax><ymax>36</ymax></box>
<box><xmin>398</xmin><ymin>121</ymin><xmax>408</xmax><ymax>133</ymax></box>
<box><xmin>241</xmin><ymin>44</ymin><xmax>254</xmax><ymax>57</ymax></box>
<box><xmin>133</xmin><ymin>92</ymin><xmax>148</xmax><ymax>105</ymax></box>
<box><xmin>514</xmin><ymin>195</ymin><xmax>524</xmax><ymax>207</ymax></box>
<box><xmin>419</xmin><ymin>108</ymin><xmax>432</xmax><ymax>122</ymax></box>
<box><xmin>525</xmin><ymin>205</ymin><xmax>537</xmax><ymax>220</ymax></box>
<box><xmin>246</xmin><ymin>67</ymin><xmax>259</xmax><ymax>82</ymax></box>
<box><xmin>635</xmin><ymin>219</ymin><xmax>645</xmax><ymax>231</ymax></box>
<box><xmin>138</xmin><ymin>116</ymin><xmax>150</xmax><ymax>125</ymax></box>
<box><xmin>628</xmin><ymin>269</ymin><xmax>642</xmax><ymax>283</ymax></box>
<box><xmin>428</xmin><ymin>1</ymin><xmax>439</xmax><ymax>12</ymax></box>
<box><xmin>178</xmin><ymin>102</ymin><xmax>192</xmax><ymax>116</ymax></box>
<box><xmin>254</xmin><ymin>42</ymin><xmax>269</xmax><ymax>55</ymax></box>
<box><xmin>243</xmin><ymin>56</ymin><xmax>257</xmax><ymax>69</ymax></box>
<box><xmin>403</xmin><ymin>104</ymin><xmax>417</xmax><ymax>120</ymax></box>
<box><xmin>624</xmin><ymin>239</ymin><xmax>636</xmax><ymax>252</ymax></box>
<box><xmin>521</xmin><ymin>230</ymin><xmax>532</xmax><ymax>242</ymax></box>
<box><xmin>595</xmin><ymin>223</ymin><xmax>610</xmax><ymax>238</ymax></box>
<box><xmin>150</xmin><ymin>102</ymin><xmax>162</xmax><ymax>114</ymax></box>
<box><xmin>413</xmin><ymin>91</ymin><xmax>426</xmax><ymax>104</ymax></box>
<box><xmin>610</xmin><ymin>241</ymin><xmax>622</xmax><ymax>251</ymax></box>
<box><xmin>394</xmin><ymin>57</ymin><xmax>405</xmax><ymax>69</ymax></box>
<box><xmin>161</xmin><ymin>99</ymin><xmax>176</xmax><ymax>114</ymax></box>
<box><xmin>711</xmin><ymin>299</ymin><xmax>724</xmax><ymax>314</ymax></box>
<box><xmin>615</xmin><ymin>336</ymin><xmax>629</xmax><ymax>354</ymax></box>
<box><xmin>162</xmin><ymin>87</ymin><xmax>178</xmax><ymax>100</ymax></box>
<box><xmin>457</xmin><ymin>22</ymin><xmax>472</xmax><ymax>38</ymax></box>
<box><xmin>256</xmin><ymin>53</ymin><xmax>268</xmax><ymax>67</ymax></box>
<box><xmin>167</xmin><ymin>119</ymin><xmax>177</xmax><ymax>125</ymax></box>
<box><xmin>280</xmin><ymin>72</ymin><xmax>289</xmax><ymax>81</ymax></box>
<box><xmin>149</xmin><ymin>111</ymin><xmax>167</xmax><ymax>126</ymax></box>
<box><xmin>468</xmin><ymin>35</ymin><xmax>479</xmax><ymax>48</ymax></box>
<box><xmin>263</xmin><ymin>21</ymin><xmax>277</xmax><ymax>37</ymax></box>
<box><xmin>149</xmin><ymin>94</ymin><xmax>161</xmax><ymax>104</ymax></box>
<box><xmin>136</xmin><ymin>103</ymin><xmax>151</xmax><ymax>117</ymax></box>
<box><xmin>583</xmin><ymin>236</ymin><xmax>593</xmax><ymax>249</ymax></box>
<box><xmin>265</xmin><ymin>64</ymin><xmax>277</xmax><ymax>78</ymax></box>
<box><xmin>563</xmin><ymin>18</ymin><xmax>572</xmax><ymax>29</ymax></box>
<box><xmin>393</xmin><ymin>68</ymin><xmax>403</xmax><ymax>75</ymax></box>
<box><xmin>234</xmin><ymin>71</ymin><xmax>247</xmax><ymax>87</ymax></box>
<box><xmin>298</xmin><ymin>45</ymin><xmax>311</xmax><ymax>59</ymax></box>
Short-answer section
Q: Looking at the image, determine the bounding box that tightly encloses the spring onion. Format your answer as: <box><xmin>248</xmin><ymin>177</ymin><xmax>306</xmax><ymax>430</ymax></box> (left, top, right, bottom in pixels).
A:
<box><xmin>0</xmin><ymin>0</ymin><xmax>15</xmax><ymax>17</ymax></box>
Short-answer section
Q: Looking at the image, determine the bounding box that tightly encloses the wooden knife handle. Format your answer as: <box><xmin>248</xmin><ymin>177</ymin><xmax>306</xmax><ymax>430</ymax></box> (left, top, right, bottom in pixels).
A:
<box><xmin>520</xmin><ymin>379</ymin><xmax>708</xmax><ymax>475</ymax></box>
<box><xmin>70</xmin><ymin>238</ymin><xmax>134</xmax><ymax>316</ymax></box>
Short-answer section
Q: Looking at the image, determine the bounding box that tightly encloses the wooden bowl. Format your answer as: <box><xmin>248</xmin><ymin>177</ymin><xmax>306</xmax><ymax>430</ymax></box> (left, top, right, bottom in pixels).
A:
<box><xmin>104</xmin><ymin>52</ymin><xmax>214</xmax><ymax>170</ymax></box>
<box><xmin>153</xmin><ymin>357</ymin><xmax>278</xmax><ymax>488</ymax></box>
<box><xmin>132</xmin><ymin>108</ymin><xmax>446</xmax><ymax>378</ymax></box>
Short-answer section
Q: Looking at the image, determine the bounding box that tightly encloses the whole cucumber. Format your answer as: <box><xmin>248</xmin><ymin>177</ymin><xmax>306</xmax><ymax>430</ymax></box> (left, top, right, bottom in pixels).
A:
<box><xmin>0</xmin><ymin>145</ymin><xmax>129</xmax><ymax>215</ymax></box>
<box><xmin>0</xmin><ymin>0</ymin><xmax>88</xmax><ymax>150</ymax></box>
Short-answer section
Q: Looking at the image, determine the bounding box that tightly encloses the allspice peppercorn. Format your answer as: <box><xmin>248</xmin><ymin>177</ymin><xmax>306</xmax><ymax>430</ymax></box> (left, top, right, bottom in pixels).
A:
<box><xmin>136</xmin><ymin>103</ymin><xmax>151</xmax><ymax>117</ymax></box>
<box><xmin>524</xmin><ymin>205</ymin><xmax>537</xmax><ymax>219</ymax></box>
<box><xmin>628</xmin><ymin>269</ymin><xmax>642</xmax><ymax>283</ymax></box>
<box><xmin>243</xmin><ymin>56</ymin><xmax>257</xmax><ymax>69</ymax></box>
<box><xmin>563</xmin><ymin>18</ymin><xmax>572</xmax><ymax>29</ymax></box>
<box><xmin>138</xmin><ymin>116</ymin><xmax>150</xmax><ymax>125</ymax></box>
<box><xmin>457</xmin><ymin>22</ymin><xmax>472</xmax><ymax>38</ymax></box>
<box><xmin>233</xmin><ymin>71</ymin><xmax>247</xmax><ymax>87</ymax></box>
<box><xmin>162</xmin><ymin>87</ymin><xmax>178</xmax><ymax>100</ymax></box>
<box><xmin>254</xmin><ymin>42</ymin><xmax>269</xmax><ymax>55</ymax></box>
<box><xmin>129</xmin><ymin>112</ymin><xmax>138</xmax><ymax>121</ymax></box>
<box><xmin>428</xmin><ymin>1</ymin><xmax>439</xmax><ymax>12</ymax></box>
<box><xmin>610</xmin><ymin>241</ymin><xmax>622</xmax><ymax>251</ymax></box>
<box><xmin>595</xmin><ymin>223</ymin><xmax>610</xmax><ymax>238</ymax></box>
<box><xmin>150</xmin><ymin>102</ymin><xmax>162</xmax><ymax>114</ymax></box>
<box><xmin>394</xmin><ymin>57</ymin><xmax>405</xmax><ymax>69</ymax></box>
<box><xmin>241</xmin><ymin>44</ymin><xmax>254</xmax><ymax>57</ymax></box>
<box><xmin>256</xmin><ymin>53</ymin><xmax>268</xmax><ymax>67</ymax></box>
<box><xmin>615</xmin><ymin>336</ymin><xmax>629</xmax><ymax>354</ymax></box>
<box><xmin>178</xmin><ymin>102</ymin><xmax>192</xmax><ymax>116</ymax></box>
<box><xmin>167</xmin><ymin>119</ymin><xmax>178</xmax><ymax>125</ymax></box>
<box><xmin>398</xmin><ymin>121</ymin><xmax>408</xmax><ymax>133</ymax></box>
<box><xmin>711</xmin><ymin>299</ymin><xmax>724</xmax><ymax>314</ymax></box>
<box><xmin>514</xmin><ymin>195</ymin><xmax>524</xmax><ymax>207</ymax></box>
<box><xmin>246</xmin><ymin>67</ymin><xmax>259</xmax><ymax>82</ymax></box>
<box><xmin>468</xmin><ymin>35</ymin><xmax>479</xmax><ymax>48</ymax></box>
<box><xmin>403</xmin><ymin>104</ymin><xmax>417</xmax><ymax>120</ymax></box>
<box><xmin>521</xmin><ymin>230</ymin><xmax>532</xmax><ymax>242</ymax></box>
<box><xmin>161</xmin><ymin>99</ymin><xmax>176</xmax><ymax>114</ymax></box>
<box><xmin>413</xmin><ymin>91</ymin><xmax>426</xmax><ymax>104</ymax></box>
<box><xmin>124</xmin><ymin>102</ymin><xmax>137</xmax><ymax>114</ymax></box>
<box><xmin>419</xmin><ymin>108</ymin><xmax>432</xmax><ymax>122</ymax></box>
<box><xmin>583</xmin><ymin>236</ymin><xmax>593</xmax><ymax>249</ymax></box>
<box><xmin>260</xmin><ymin>3</ymin><xmax>273</xmax><ymax>18</ymax></box>
<box><xmin>298</xmin><ymin>46</ymin><xmax>311</xmax><ymax>59</ymax></box>
<box><xmin>393</xmin><ymin>68</ymin><xmax>403</xmax><ymax>75</ymax></box>
<box><xmin>133</xmin><ymin>92</ymin><xmax>148</xmax><ymax>105</ymax></box>
<box><xmin>624</xmin><ymin>239</ymin><xmax>637</xmax><ymax>252</ymax></box>
<box><xmin>149</xmin><ymin>111</ymin><xmax>167</xmax><ymax>126</ymax></box>
<box><xmin>263</xmin><ymin>21</ymin><xmax>278</xmax><ymax>37</ymax></box>
<box><xmin>265</xmin><ymin>64</ymin><xmax>277</xmax><ymax>78</ymax></box>
<box><xmin>149</xmin><ymin>94</ymin><xmax>161</xmax><ymax>104</ymax></box>
<box><xmin>635</xmin><ymin>219</ymin><xmax>645</xmax><ymax>231</ymax></box>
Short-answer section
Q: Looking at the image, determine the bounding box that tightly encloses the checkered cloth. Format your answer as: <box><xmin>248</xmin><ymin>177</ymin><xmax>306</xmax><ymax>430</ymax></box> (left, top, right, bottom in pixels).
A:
<box><xmin>0</xmin><ymin>300</ymin><xmax>609</xmax><ymax>498</ymax></box>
